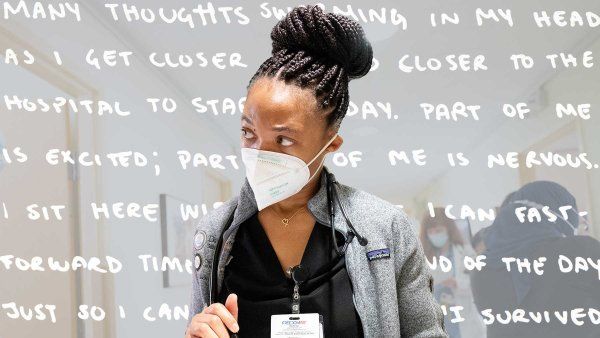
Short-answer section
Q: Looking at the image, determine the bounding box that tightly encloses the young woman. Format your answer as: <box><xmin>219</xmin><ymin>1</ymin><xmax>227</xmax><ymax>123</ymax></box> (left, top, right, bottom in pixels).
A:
<box><xmin>185</xmin><ymin>5</ymin><xmax>447</xmax><ymax>338</ymax></box>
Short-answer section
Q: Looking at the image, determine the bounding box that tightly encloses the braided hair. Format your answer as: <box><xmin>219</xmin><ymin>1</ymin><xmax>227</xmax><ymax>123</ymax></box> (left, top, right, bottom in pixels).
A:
<box><xmin>247</xmin><ymin>5</ymin><xmax>373</xmax><ymax>130</ymax></box>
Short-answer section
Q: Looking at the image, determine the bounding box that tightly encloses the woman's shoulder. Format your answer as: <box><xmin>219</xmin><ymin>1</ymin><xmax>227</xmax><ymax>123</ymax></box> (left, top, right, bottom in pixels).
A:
<box><xmin>337</xmin><ymin>182</ymin><xmax>416</xmax><ymax>240</ymax></box>
<box><xmin>194</xmin><ymin>195</ymin><xmax>239</xmax><ymax>236</ymax></box>
<box><xmin>338</xmin><ymin>182</ymin><xmax>406</xmax><ymax>218</ymax></box>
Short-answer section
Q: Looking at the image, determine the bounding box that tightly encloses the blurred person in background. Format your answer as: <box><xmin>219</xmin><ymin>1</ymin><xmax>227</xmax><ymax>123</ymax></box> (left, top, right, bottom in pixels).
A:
<box><xmin>420</xmin><ymin>208</ymin><xmax>486</xmax><ymax>338</ymax></box>
<box><xmin>470</xmin><ymin>228</ymin><xmax>488</xmax><ymax>255</ymax></box>
<box><xmin>472</xmin><ymin>191</ymin><xmax>518</xmax><ymax>256</ymax></box>
<box><xmin>494</xmin><ymin>191</ymin><xmax>517</xmax><ymax>215</ymax></box>
<box><xmin>471</xmin><ymin>181</ymin><xmax>600</xmax><ymax>338</ymax></box>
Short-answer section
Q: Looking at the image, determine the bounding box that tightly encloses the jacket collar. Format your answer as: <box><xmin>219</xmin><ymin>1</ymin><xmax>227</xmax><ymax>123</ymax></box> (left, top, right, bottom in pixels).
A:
<box><xmin>230</xmin><ymin>165</ymin><xmax>348</xmax><ymax>233</ymax></box>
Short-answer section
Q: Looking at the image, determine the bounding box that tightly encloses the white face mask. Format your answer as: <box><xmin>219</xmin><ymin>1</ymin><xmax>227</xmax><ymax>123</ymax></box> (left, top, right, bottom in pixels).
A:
<box><xmin>428</xmin><ymin>231</ymin><xmax>449</xmax><ymax>248</ymax></box>
<box><xmin>240</xmin><ymin>133</ymin><xmax>338</xmax><ymax>211</ymax></box>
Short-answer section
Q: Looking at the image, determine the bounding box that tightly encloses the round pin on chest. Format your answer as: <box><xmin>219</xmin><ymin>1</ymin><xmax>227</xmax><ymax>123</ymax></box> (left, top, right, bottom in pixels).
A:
<box><xmin>194</xmin><ymin>230</ymin><xmax>207</xmax><ymax>249</ymax></box>
<box><xmin>194</xmin><ymin>254</ymin><xmax>202</xmax><ymax>270</ymax></box>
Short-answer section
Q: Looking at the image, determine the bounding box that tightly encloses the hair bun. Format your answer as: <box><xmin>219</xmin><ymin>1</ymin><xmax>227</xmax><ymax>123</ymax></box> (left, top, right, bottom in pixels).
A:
<box><xmin>270</xmin><ymin>5</ymin><xmax>373</xmax><ymax>79</ymax></box>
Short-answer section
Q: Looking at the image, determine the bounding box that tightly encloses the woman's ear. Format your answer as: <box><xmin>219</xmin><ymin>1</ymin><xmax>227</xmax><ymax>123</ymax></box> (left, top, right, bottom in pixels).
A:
<box><xmin>328</xmin><ymin>134</ymin><xmax>343</xmax><ymax>152</ymax></box>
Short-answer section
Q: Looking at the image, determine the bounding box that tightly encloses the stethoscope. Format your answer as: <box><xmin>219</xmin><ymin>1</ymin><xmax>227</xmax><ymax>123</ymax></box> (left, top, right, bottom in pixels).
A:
<box><xmin>325</xmin><ymin>167</ymin><xmax>369</xmax><ymax>255</ymax></box>
<box><xmin>208</xmin><ymin>167</ymin><xmax>369</xmax><ymax>307</ymax></box>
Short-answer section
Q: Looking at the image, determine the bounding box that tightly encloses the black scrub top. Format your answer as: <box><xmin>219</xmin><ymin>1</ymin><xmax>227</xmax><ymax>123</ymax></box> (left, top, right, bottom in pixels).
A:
<box><xmin>218</xmin><ymin>211</ymin><xmax>364</xmax><ymax>338</ymax></box>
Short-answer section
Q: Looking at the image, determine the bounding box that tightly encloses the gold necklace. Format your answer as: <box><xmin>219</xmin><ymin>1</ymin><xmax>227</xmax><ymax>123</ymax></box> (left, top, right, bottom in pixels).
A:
<box><xmin>269</xmin><ymin>205</ymin><xmax>306</xmax><ymax>228</ymax></box>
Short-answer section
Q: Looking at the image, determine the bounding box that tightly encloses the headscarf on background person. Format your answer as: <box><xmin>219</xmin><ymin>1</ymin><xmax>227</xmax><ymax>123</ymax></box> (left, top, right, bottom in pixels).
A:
<box><xmin>483</xmin><ymin>180</ymin><xmax>579</xmax><ymax>303</ymax></box>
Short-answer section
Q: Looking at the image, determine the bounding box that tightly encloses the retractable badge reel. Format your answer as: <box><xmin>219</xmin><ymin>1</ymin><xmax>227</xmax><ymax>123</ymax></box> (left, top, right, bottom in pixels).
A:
<box><xmin>271</xmin><ymin>265</ymin><xmax>324</xmax><ymax>338</ymax></box>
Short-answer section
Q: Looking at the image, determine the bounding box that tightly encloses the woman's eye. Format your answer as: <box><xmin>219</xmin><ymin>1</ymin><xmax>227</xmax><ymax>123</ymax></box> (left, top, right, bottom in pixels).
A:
<box><xmin>241</xmin><ymin>128</ymin><xmax>254</xmax><ymax>139</ymax></box>
<box><xmin>278</xmin><ymin>136</ymin><xmax>294</xmax><ymax>146</ymax></box>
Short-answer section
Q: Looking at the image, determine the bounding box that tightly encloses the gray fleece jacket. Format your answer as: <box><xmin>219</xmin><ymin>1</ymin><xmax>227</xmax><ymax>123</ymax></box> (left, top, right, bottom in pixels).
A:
<box><xmin>186</xmin><ymin>166</ymin><xmax>448</xmax><ymax>337</ymax></box>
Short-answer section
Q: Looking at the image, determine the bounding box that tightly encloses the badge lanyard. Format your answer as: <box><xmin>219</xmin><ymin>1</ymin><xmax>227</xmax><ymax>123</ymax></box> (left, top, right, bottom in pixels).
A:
<box><xmin>289</xmin><ymin>265</ymin><xmax>309</xmax><ymax>313</ymax></box>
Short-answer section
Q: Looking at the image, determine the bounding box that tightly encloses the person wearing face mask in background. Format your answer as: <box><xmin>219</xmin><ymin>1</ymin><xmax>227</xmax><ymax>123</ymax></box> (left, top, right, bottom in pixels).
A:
<box><xmin>470</xmin><ymin>181</ymin><xmax>600</xmax><ymax>338</ymax></box>
<box><xmin>420</xmin><ymin>208</ymin><xmax>486</xmax><ymax>338</ymax></box>
<box><xmin>184</xmin><ymin>5</ymin><xmax>447</xmax><ymax>338</ymax></box>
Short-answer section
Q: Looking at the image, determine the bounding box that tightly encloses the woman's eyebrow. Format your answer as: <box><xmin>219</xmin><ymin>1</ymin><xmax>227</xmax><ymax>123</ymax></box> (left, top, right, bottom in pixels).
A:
<box><xmin>242</xmin><ymin>114</ymin><xmax>299</xmax><ymax>134</ymax></box>
<box><xmin>272</xmin><ymin>125</ymin><xmax>299</xmax><ymax>134</ymax></box>
<box><xmin>241</xmin><ymin>115</ymin><xmax>253</xmax><ymax>124</ymax></box>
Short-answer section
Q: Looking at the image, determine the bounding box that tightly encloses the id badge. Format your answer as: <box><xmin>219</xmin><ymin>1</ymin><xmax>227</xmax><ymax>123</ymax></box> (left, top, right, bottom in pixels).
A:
<box><xmin>271</xmin><ymin>313</ymin><xmax>323</xmax><ymax>338</ymax></box>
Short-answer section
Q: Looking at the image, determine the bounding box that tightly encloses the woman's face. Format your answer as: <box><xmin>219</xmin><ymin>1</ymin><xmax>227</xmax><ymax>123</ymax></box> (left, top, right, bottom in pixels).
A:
<box><xmin>241</xmin><ymin>76</ymin><xmax>342</xmax><ymax>169</ymax></box>
<box><xmin>426</xmin><ymin>223</ymin><xmax>450</xmax><ymax>248</ymax></box>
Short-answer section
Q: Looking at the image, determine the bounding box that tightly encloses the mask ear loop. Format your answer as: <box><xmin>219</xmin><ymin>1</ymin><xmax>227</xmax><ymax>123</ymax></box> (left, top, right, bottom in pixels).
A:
<box><xmin>511</xmin><ymin>199</ymin><xmax>577</xmax><ymax>234</ymax></box>
<box><xmin>303</xmin><ymin>133</ymin><xmax>337</xmax><ymax>185</ymax></box>
<box><xmin>305</xmin><ymin>133</ymin><xmax>338</xmax><ymax>168</ymax></box>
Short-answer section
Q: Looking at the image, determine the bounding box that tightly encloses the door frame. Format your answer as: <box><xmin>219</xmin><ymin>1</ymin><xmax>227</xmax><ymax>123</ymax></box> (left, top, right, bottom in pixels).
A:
<box><xmin>0</xmin><ymin>24</ymin><xmax>110</xmax><ymax>338</ymax></box>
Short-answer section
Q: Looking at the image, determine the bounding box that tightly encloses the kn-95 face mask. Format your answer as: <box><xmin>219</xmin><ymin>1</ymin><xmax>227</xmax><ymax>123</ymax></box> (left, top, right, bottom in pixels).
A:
<box><xmin>240</xmin><ymin>133</ymin><xmax>338</xmax><ymax>211</ymax></box>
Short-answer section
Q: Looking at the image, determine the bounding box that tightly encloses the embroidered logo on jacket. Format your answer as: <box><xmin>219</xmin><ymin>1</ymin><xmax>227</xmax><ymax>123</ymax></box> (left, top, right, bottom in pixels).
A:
<box><xmin>366</xmin><ymin>248</ymin><xmax>391</xmax><ymax>261</ymax></box>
